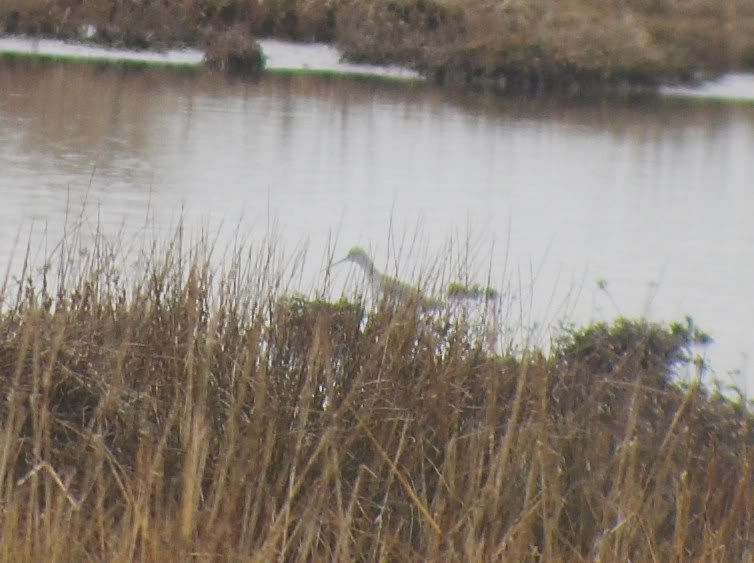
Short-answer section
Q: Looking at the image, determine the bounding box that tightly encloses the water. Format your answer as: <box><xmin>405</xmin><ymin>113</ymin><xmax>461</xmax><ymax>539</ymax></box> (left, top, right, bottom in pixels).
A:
<box><xmin>1</xmin><ymin>53</ymin><xmax>754</xmax><ymax>389</ymax></box>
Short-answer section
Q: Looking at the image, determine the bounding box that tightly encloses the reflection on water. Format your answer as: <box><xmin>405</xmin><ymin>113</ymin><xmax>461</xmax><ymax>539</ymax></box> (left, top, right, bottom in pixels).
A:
<box><xmin>1</xmin><ymin>59</ymin><xmax>754</xmax><ymax>385</ymax></box>
<box><xmin>661</xmin><ymin>73</ymin><xmax>754</xmax><ymax>102</ymax></box>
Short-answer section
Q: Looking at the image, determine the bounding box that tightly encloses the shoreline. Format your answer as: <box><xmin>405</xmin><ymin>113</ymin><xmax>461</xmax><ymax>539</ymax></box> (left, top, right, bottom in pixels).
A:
<box><xmin>4</xmin><ymin>33</ymin><xmax>754</xmax><ymax>103</ymax></box>
<box><xmin>2</xmin><ymin>0</ymin><xmax>753</xmax><ymax>96</ymax></box>
<box><xmin>0</xmin><ymin>34</ymin><xmax>424</xmax><ymax>82</ymax></box>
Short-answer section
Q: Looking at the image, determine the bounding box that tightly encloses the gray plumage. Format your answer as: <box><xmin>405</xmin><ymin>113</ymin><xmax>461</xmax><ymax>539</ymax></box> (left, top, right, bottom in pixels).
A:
<box><xmin>333</xmin><ymin>247</ymin><xmax>442</xmax><ymax>309</ymax></box>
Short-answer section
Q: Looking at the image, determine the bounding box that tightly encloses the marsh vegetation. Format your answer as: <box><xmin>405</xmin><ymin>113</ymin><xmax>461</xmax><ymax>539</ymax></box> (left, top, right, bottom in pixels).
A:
<box><xmin>0</xmin><ymin>230</ymin><xmax>751</xmax><ymax>561</ymax></box>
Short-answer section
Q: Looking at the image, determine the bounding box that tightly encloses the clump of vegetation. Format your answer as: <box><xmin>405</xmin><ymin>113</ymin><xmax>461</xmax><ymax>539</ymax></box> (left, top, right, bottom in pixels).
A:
<box><xmin>447</xmin><ymin>280</ymin><xmax>498</xmax><ymax>301</ymax></box>
<box><xmin>204</xmin><ymin>25</ymin><xmax>265</xmax><ymax>74</ymax></box>
<box><xmin>0</xmin><ymin>233</ymin><xmax>751</xmax><ymax>560</ymax></box>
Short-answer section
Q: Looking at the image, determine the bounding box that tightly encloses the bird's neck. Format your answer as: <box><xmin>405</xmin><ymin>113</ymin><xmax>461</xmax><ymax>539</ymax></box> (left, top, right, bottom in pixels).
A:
<box><xmin>356</xmin><ymin>258</ymin><xmax>377</xmax><ymax>278</ymax></box>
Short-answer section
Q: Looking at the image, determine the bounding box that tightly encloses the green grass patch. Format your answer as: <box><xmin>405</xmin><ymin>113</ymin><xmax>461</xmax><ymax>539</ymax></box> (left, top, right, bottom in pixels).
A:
<box><xmin>0</xmin><ymin>47</ymin><xmax>423</xmax><ymax>82</ymax></box>
<box><xmin>660</xmin><ymin>90</ymin><xmax>754</xmax><ymax>105</ymax></box>
<box><xmin>0</xmin><ymin>49</ymin><xmax>203</xmax><ymax>69</ymax></box>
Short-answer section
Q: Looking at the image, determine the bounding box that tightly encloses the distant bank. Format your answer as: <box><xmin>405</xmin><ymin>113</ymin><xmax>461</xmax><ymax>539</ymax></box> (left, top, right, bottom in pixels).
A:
<box><xmin>2</xmin><ymin>0</ymin><xmax>753</xmax><ymax>96</ymax></box>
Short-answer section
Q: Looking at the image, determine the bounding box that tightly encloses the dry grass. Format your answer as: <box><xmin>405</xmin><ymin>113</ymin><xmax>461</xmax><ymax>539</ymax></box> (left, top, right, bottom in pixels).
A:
<box><xmin>2</xmin><ymin>0</ymin><xmax>754</xmax><ymax>92</ymax></box>
<box><xmin>336</xmin><ymin>0</ymin><xmax>754</xmax><ymax>93</ymax></box>
<box><xmin>0</xmin><ymin>230</ymin><xmax>751</xmax><ymax>561</ymax></box>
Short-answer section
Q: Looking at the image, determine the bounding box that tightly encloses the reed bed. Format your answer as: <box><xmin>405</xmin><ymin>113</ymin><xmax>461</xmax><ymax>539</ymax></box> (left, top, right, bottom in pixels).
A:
<box><xmin>0</xmin><ymin>231</ymin><xmax>752</xmax><ymax>561</ymax></box>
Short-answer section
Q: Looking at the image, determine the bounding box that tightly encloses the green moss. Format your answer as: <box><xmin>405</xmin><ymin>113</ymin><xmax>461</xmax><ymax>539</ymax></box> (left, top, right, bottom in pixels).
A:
<box><xmin>0</xmin><ymin>50</ymin><xmax>202</xmax><ymax>69</ymax></box>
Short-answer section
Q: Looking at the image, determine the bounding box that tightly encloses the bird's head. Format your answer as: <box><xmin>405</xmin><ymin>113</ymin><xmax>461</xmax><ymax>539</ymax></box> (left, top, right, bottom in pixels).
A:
<box><xmin>333</xmin><ymin>247</ymin><xmax>374</xmax><ymax>270</ymax></box>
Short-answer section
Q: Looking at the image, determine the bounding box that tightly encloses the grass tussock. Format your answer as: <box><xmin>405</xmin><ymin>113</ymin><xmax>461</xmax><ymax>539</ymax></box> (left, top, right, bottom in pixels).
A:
<box><xmin>1</xmin><ymin>0</ymin><xmax>754</xmax><ymax>93</ymax></box>
<box><xmin>0</xmin><ymin>230</ymin><xmax>752</xmax><ymax>561</ymax></box>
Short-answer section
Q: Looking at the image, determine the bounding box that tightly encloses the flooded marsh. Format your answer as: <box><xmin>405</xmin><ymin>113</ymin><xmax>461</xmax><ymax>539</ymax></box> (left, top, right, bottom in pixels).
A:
<box><xmin>1</xmin><ymin>58</ymin><xmax>754</xmax><ymax>382</ymax></box>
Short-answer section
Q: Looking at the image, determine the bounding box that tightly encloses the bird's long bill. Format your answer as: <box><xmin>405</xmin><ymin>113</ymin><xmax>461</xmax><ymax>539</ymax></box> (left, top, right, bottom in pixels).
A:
<box><xmin>332</xmin><ymin>257</ymin><xmax>349</xmax><ymax>267</ymax></box>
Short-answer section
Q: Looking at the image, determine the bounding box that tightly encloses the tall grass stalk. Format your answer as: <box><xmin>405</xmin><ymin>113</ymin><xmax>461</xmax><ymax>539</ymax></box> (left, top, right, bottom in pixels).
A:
<box><xmin>0</xmin><ymin>229</ymin><xmax>751</xmax><ymax>561</ymax></box>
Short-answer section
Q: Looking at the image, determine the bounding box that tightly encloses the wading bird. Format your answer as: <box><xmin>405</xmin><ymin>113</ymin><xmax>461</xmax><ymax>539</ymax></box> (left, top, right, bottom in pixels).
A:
<box><xmin>333</xmin><ymin>247</ymin><xmax>443</xmax><ymax>309</ymax></box>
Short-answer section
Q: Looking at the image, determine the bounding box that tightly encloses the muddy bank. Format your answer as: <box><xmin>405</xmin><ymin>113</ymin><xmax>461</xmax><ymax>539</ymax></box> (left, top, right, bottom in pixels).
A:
<box><xmin>2</xmin><ymin>0</ymin><xmax>753</xmax><ymax>94</ymax></box>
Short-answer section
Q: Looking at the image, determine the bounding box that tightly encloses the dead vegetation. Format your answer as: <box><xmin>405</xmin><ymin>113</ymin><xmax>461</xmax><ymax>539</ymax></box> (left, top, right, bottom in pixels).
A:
<box><xmin>0</xmin><ymin>231</ymin><xmax>751</xmax><ymax>561</ymax></box>
<box><xmin>204</xmin><ymin>25</ymin><xmax>264</xmax><ymax>73</ymax></box>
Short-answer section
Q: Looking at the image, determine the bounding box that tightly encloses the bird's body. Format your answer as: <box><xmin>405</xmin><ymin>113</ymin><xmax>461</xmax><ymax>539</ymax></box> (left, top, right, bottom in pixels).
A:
<box><xmin>334</xmin><ymin>247</ymin><xmax>442</xmax><ymax>309</ymax></box>
<box><xmin>334</xmin><ymin>246</ymin><xmax>501</xmax><ymax>352</ymax></box>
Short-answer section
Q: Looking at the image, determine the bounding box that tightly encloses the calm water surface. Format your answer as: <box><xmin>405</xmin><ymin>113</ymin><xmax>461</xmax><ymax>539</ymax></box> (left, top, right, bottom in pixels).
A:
<box><xmin>1</xmin><ymin>60</ymin><xmax>753</xmax><ymax>387</ymax></box>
